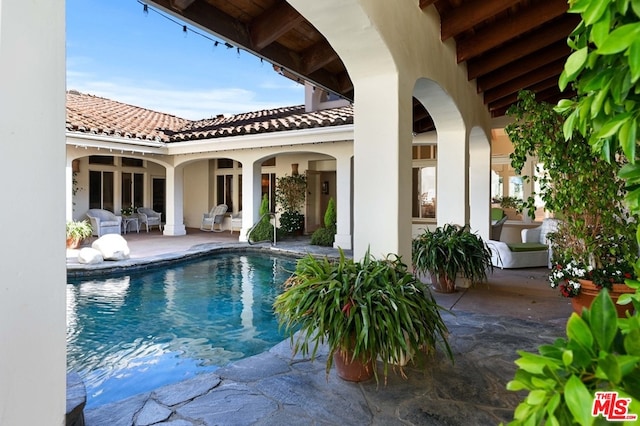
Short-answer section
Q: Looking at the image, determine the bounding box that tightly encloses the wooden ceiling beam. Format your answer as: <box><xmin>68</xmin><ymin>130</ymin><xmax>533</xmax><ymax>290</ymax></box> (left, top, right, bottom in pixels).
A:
<box><xmin>476</xmin><ymin>41</ymin><xmax>570</xmax><ymax>92</ymax></box>
<box><xmin>302</xmin><ymin>41</ymin><xmax>339</xmax><ymax>74</ymax></box>
<box><xmin>488</xmin><ymin>76</ymin><xmax>561</xmax><ymax>111</ymax></box>
<box><xmin>483</xmin><ymin>58</ymin><xmax>565</xmax><ymax>104</ymax></box>
<box><xmin>456</xmin><ymin>0</ymin><xmax>568</xmax><ymax>62</ymax></box>
<box><xmin>441</xmin><ymin>0</ymin><xmax>519</xmax><ymax>41</ymax></box>
<box><xmin>249</xmin><ymin>1</ymin><xmax>305</xmax><ymax>51</ymax></box>
<box><xmin>466</xmin><ymin>16</ymin><xmax>578</xmax><ymax>80</ymax></box>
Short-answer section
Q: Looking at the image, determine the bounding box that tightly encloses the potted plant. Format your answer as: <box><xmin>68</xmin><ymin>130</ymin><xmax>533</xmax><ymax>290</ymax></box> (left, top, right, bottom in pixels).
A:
<box><xmin>310</xmin><ymin>197</ymin><xmax>336</xmax><ymax>246</ymax></box>
<box><xmin>412</xmin><ymin>224</ymin><xmax>493</xmax><ymax>293</ymax></box>
<box><xmin>275</xmin><ymin>172</ymin><xmax>307</xmax><ymax>236</ymax></box>
<box><xmin>506</xmin><ymin>90</ymin><xmax>638</xmax><ymax>315</ymax></box>
<box><xmin>66</xmin><ymin>219</ymin><xmax>92</xmax><ymax>249</ymax></box>
<box><xmin>504</xmin><ymin>288</ymin><xmax>640</xmax><ymax>425</ymax></box>
<box><xmin>273</xmin><ymin>248</ymin><xmax>453</xmax><ymax>383</ymax></box>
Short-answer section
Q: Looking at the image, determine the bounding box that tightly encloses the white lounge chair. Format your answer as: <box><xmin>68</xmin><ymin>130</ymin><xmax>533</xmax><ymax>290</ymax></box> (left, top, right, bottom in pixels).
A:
<box><xmin>137</xmin><ymin>208</ymin><xmax>163</xmax><ymax>232</ymax></box>
<box><xmin>201</xmin><ymin>204</ymin><xmax>228</xmax><ymax>232</ymax></box>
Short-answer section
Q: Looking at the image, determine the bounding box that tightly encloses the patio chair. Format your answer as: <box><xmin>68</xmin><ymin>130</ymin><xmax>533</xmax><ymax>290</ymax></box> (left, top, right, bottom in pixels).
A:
<box><xmin>86</xmin><ymin>209</ymin><xmax>122</xmax><ymax>237</ymax></box>
<box><xmin>137</xmin><ymin>208</ymin><xmax>163</xmax><ymax>232</ymax></box>
<box><xmin>201</xmin><ymin>204</ymin><xmax>228</xmax><ymax>232</ymax></box>
<box><xmin>230</xmin><ymin>211</ymin><xmax>243</xmax><ymax>234</ymax></box>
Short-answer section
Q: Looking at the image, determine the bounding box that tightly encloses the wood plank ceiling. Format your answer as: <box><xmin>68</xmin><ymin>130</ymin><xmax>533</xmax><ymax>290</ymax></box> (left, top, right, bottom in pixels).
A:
<box><xmin>148</xmin><ymin>0</ymin><xmax>579</xmax><ymax>134</ymax></box>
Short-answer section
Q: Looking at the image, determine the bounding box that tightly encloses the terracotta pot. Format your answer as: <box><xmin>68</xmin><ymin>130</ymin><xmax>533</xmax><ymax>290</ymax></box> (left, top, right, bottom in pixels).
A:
<box><xmin>66</xmin><ymin>237</ymin><xmax>82</xmax><ymax>249</ymax></box>
<box><xmin>333</xmin><ymin>349</ymin><xmax>374</xmax><ymax>382</ymax></box>
<box><xmin>572</xmin><ymin>279</ymin><xmax>636</xmax><ymax>318</ymax></box>
<box><xmin>430</xmin><ymin>273</ymin><xmax>456</xmax><ymax>293</ymax></box>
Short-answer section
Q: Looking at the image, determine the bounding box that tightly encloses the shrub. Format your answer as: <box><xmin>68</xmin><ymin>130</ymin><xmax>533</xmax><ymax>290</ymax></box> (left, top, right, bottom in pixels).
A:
<box><xmin>249</xmin><ymin>195</ymin><xmax>274</xmax><ymax>243</ymax></box>
<box><xmin>311</xmin><ymin>197</ymin><xmax>336</xmax><ymax>246</ymax></box>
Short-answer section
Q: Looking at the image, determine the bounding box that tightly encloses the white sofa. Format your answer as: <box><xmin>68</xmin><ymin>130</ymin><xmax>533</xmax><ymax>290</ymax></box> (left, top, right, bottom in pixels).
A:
<box><xmin>486</xmin><ymin>218</ymin><xmax>559</xmax><ymax>269</ymax></box>
<box><xmin>86</xmin><ymin>209</ymin><xmax>122</xmax><ymax>237</ymax></box>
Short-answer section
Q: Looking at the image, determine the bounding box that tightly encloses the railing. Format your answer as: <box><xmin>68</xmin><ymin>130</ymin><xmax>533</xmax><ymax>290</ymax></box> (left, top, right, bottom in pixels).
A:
<box><xmin>247</xmin><ymin>212</ymin><xmax>277</xmax><ymax>246</ymax></box>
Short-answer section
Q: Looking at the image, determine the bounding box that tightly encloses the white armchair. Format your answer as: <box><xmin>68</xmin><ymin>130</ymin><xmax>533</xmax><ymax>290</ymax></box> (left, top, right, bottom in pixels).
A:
<box><xmin>86</xmin><ymin>209</ymin><xmax>122</xmax><ymax>237</ymax></box>
<box><xmin>137</xmin><ymin>208</ymin><xmax>162</xmax><ymax>232</ymax></box>
<box><xmin>230</xmin><ymin>211</ymin><xmax>242</xmax><ymax>234</ymax></box>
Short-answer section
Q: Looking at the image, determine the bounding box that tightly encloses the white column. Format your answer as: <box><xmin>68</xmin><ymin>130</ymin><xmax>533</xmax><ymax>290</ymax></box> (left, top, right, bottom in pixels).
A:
<box><xmin>239</xmin><ymin>160</ymin><xmax>262</xmax><ymax>242</ymax></box>
<box><xmin>0</xmin><ymin>1</ymin><xmax>66</xmax><ymax>425</ymax></box>
<box><xmin>437</xmin><ymin>129</ymin><xmax>469</xmax><ymax>227</ymax></box>
<box><xmin>469</xmin><ymin>129</ymin><xmax>491</xmax><ymax>239</ymax></box>
<box><xmin>333</xmin><ymin>153</ymin><xmax>352</xmax><ymax>250</ymax></box>
<box><xmin>353</xmin><ymin>74</ymin><xmax>413</xmax><ymax>261</ymax></box>
<box><xmin>163</xmin><ymin>165</ymin><xmax>187</xmax><ymax>235</ymax></box>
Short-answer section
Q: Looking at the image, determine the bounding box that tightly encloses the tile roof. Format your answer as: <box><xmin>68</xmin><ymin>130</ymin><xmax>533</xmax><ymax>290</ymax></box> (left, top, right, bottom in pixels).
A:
<box><xmin>66</xmin><ymin>91</ymin><xmax>354</xmax><ymax>143</ymax></box>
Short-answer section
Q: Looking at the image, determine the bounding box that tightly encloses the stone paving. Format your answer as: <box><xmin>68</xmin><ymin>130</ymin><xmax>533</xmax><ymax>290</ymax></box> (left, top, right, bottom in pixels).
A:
<box><xmin>68</xmin><ymin>232</ymin><xmax>573</xmax><ymax>425</ymax></box>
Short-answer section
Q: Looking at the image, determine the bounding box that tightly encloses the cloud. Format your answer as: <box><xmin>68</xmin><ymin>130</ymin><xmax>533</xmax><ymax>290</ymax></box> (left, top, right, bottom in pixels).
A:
<box><xmin>67</xmin><ymin>73</ymin><xmax>304</xmax><ymax>120</ymax></box>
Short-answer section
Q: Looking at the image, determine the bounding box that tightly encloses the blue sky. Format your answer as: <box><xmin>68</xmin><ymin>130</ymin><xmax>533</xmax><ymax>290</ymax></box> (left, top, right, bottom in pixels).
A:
<box><xmin>66</xmin><ymin>0</ymin><xmax>304</xmax><ymax>119</ymax></box>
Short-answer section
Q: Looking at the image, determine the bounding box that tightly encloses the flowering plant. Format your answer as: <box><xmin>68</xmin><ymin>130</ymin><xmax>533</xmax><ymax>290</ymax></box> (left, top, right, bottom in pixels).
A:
<box><xmin>121</xmin><ymin>206</ymin><xmax>135</xmax><ymax>216</ymax></box>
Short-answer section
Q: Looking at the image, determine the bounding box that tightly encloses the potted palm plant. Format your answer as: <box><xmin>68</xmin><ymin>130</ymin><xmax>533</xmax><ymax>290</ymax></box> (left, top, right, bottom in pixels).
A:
<box><xmin>412</xmin><ymin>224</ymin><xmax>493</xmax><ymax>293</ymax></box>
<box><xmin>273</xmin><ymin>248</ymin><xmax>453</xmax><ymax>383</ymax></box>
<box><xmin>66</xmin><ymin>219</ymin><xmax>93</xmax><ymax>249</ymax></box>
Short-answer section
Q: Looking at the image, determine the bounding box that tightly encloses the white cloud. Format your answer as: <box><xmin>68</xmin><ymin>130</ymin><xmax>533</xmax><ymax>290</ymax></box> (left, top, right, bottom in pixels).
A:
<box><xmin>67</xmin><ymin>74</ymin><xmax>304</xmax><ymax>120</ymax></box>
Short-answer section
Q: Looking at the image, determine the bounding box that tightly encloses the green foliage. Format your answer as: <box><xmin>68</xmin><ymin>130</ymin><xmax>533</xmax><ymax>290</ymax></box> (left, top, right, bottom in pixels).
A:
<box><xmin>507</xmin><ymin>90</ymin><xmax>637</xmax><ymax>271</ymax></box>
<box><xmin>273</xmin><ymin>249</ymin><xmax>453</xmax><ymax>383</ymax></box>
<box><xmin>324</xmin><ymin>197</ymin><xmax>336</xmax><ymax>228</ymax></box>
<box><xmin>249</xmin><ymin>194</ymin><xmax>274</xmax><ymax>243</ymax></box>
<box><xmin>412</xmin><ymin>224</ymin><xmax>493</xmax><ymax>284</ymax></box>
<box><xmin>275</xmin><ymin>173</ymin><xmax>307</xmax><ymax>213</ymax></box>
<box><xmin>495</xmin><ymin>196</ymin><xmax>523</xmax><ymax>210</ymax></box>
<box><xmin>279</xmin><ymin>211</ymin><xmax>304</xmax><ymax>235</ymax></box>
<box><xmin>66</xmin><ymin>220</ymin><xmax>93</xmax><ymax>240</ymax></box>
<box><xmin>504</xmin><ymin>289</ymin><xmax>640</xmax><ymax>425</ymax></box>
<box><xmin>311</xmin><ymin>198</ymin><xmax>337</xmax><ymax>246</ymax></box>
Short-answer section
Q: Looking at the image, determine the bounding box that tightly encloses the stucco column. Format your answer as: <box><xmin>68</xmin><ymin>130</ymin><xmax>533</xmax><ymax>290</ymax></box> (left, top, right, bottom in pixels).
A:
<box><xmin>437</xmin><ymin>129</ymin><xmax>469</xmax><ymax>227</ymax></box>
<box><xmin>353</xmin><ymin>74</ymin><xmax>413</xmax><ymax>260</ymax></box>
<box><xmin>239</xmin><ymin>160</ymin><xmax>262</xmax><ymax>242</ymax></box>
<box><xmin>469</xmin><ymin>128</ymin><xmax>491</xmax><ymax>239</ymax></box>
<box><xmin>0</xmin><ymin>1</ymin><xmax>66</xmax><ymax>424</ymax></box>
<box><xmin>163</xmin><ymin>165</ymin><xmax>187</xmax><ymax>235</ymax></box>
<box><xmin>333</xmin><ymin>153</ymin><xmax>352</xmax><ymax>250</ymax></box>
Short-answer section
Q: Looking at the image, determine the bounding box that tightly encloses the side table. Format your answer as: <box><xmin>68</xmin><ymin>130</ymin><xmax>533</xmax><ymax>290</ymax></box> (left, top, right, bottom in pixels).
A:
<box><xmin>122</xmin><ymin>215</ymin><xmax>139</xmax><ymax>234</ymax></box>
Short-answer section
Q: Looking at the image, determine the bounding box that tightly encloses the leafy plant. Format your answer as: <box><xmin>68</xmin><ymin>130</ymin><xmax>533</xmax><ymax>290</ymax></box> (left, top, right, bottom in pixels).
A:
<box><xmin>507</xmin><ymin>90</ymin><xmax>637</xmax><ymax>289</ymax></box>
<box><xmin>66</xmin><ymin>220</ymin><xmax>93</xmax><ymax>240</ymax></box>
<box><xmin>273</xmin><ymin>248</ymin><xmax>453</xmax><ymax>383</ymax></box>
<box><xmin>311</xmin><ymin>197</ymin><xmax>336</xmax><ymax>246</ymax></box>
<box><xmin>279</xmin><ymin>211</ymin><xmax>304</xmax><ymax>235</ymax></box>
<box><xmin>504</xmin><ymin>288</ymin><xmax>640</xmax><ymax>425</ymax></box>
<box><xmin>275</xmin><ymin>173</ymin><xmax>307</xmax><ymax>214</ymax></box>
<box><xmin>412</xmin><ymin>224</ymin><xmax>493</xmax><ymax>290</ymax></box>
<box><xmin>248</xmin><ymin>194</ymin><xmax>274</xmax><ymax>243</ymax></box>
<box><xmin>496</xmin><ymin>196</ymin><xmax>523</xmax><ymax>210</ymax></box>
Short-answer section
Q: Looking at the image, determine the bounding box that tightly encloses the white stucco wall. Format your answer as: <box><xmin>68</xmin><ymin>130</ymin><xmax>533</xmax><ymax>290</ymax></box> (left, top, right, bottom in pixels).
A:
<box><xmin>0</xmin><ymin>1</ymin><xmax>67</xmax><ymax>424</ymax></box>
<box><xmin>184</xmin><ymin>160</ymin><xmax>211</xmax><ymax>228</ymax></box>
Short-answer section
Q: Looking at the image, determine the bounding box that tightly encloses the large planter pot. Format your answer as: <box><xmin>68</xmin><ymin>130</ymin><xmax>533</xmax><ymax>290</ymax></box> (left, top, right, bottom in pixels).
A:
<box><xmin>66</xmin><ymin>237</ymin><xmax>82</xmax><ymax>249</ymax></box>
<box><xmin>430</xmin><ymin>273</ymin><xmax>456</xmax><ymax>293</ymax></box>
<box><xmin>572</xmin><ymin>279</ymin><xmax>636</xmax><ymax>318</ymax></box>
<box><xmin>333</xmin><ymin>349</ymin><xmax>375</xmax><ymax>382</ymax></box>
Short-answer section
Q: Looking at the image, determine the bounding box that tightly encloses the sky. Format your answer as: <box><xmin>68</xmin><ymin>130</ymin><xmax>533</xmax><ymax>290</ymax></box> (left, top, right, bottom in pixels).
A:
<box><xmin>66</xmin><ymin>0</ymin><xmax>305</xmax><ymax>119</ymax></box>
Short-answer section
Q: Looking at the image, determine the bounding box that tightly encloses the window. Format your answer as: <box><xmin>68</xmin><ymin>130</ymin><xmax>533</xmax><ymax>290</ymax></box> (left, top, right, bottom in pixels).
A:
<box><xmin>122</xmin><ymin>157</ymin><xmax>143</xmax><ymax>167</ymax></box>
<box><xmin>89</xmin><ymin>155</ymin><xmax>114</xmax><ymax>165</ymax></box>
<box><xmin>122</xmin><ymin>172</ymin><xmax>144</xmax><ymax>209</ymax></box>
<box><xmin>261</xmin><ymin>173</ymin><xmax>276</xmax><ymax>212</ymax></box>
<box><xmin>216</xmin><ymin>175</ymin><xmax>233</xmax><ymax>211</ymax></box>
<box><xmin>217</xmin><ymin>158</ymin><xmax>234</xmax><ymax>169</ymax></box>
<box><xmin>412</xmin><ymin>163</ymin><xmax>436</xmax><ymax>219</ymax></box>
<box><xmin>89</xmin><ymin>170</ymin><xmax>114</xmax><ymax>211</ymax></box>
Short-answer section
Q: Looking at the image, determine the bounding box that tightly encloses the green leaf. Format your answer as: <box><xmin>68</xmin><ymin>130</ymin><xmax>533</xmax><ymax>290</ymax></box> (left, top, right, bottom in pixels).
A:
<box><xmin>619</xmin><ymin>163</ymin><xmax>640</xmax><ymax>183</ymax></box>
<box><xmin>564</xmin><ymin>47</ymin><xmax>589</xmax><ymax>80</ymax></box>
<box><xmin>594</xmin><ymin>112</ymin><xmax>632</xmax><ymax>139</ymax></box>
<box><xmin>629</xmin><ymin>39</ymin><xmax>640</xmax><ymax>82</ymax></box>
<box><xmin>562</xmin><ymin>349</ymin><xmax>574</xmax><ymax>366</ymax></box>
<box><xmin>597</xmin><ymin>353</ymin><xmax>622</xmax><ymax>383</ymax></box>
<box><xmin>590</xmin><ymin>289</ymin><xmax>618</xmax><ymax>351</ymax></box>
<box><xmin>597</xmin><ymin>23</ymin><xmax>640</xmax><ymax>55</ymax></box>
<box><xmin>619</xmin><ymin>117</ymin><xmax>637</xmax><ymax>160</ymax></box>
<box><xmin>633</xmin><ymin>0</ymin><xmax>640</xmax><ymax>17</ymax></box>
<box><xmin>624</xmin><ymin>329</ymin><xmax>640</xmax><ymax>355</ymax></box>
<box><xmin>583</xmin><ymin>0</ymin><xmax>611</xmax><ymax>25</ymax></box>
<box><xmin>566</xmin><ymin>313</ymin><xmax>594</xmax><ymax>349</ymax></box>
<box><xmin>526</xmin><ymin>389</ymin><xmax>547</xmax><ymax>405</ymax></box>
<box><xmin>564</xmin><ymin>375</ymin><xmax>595</xmax><ymax>426</ymax></box>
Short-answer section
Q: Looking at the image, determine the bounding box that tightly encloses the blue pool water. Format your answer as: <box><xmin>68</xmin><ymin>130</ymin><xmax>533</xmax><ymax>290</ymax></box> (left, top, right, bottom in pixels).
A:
<box><xmin>66</xmin><ymin>252</ymin><xmax>297</xmax><ymax>409</ymax></box>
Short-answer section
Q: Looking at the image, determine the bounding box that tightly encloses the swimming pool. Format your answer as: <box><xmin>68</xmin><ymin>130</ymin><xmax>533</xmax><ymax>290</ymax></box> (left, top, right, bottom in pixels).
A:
<box><xmin>66</xmin><ymin>252</ymin><xmax>297</xmax><ymax>409</ymax></box>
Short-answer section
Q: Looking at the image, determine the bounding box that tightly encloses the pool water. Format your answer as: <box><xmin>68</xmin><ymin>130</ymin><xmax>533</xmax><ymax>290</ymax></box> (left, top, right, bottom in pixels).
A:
<box><xmin>66</xmin><ymin>252</ymin><xmax>297</xmax><ymax>409</ymax></box>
